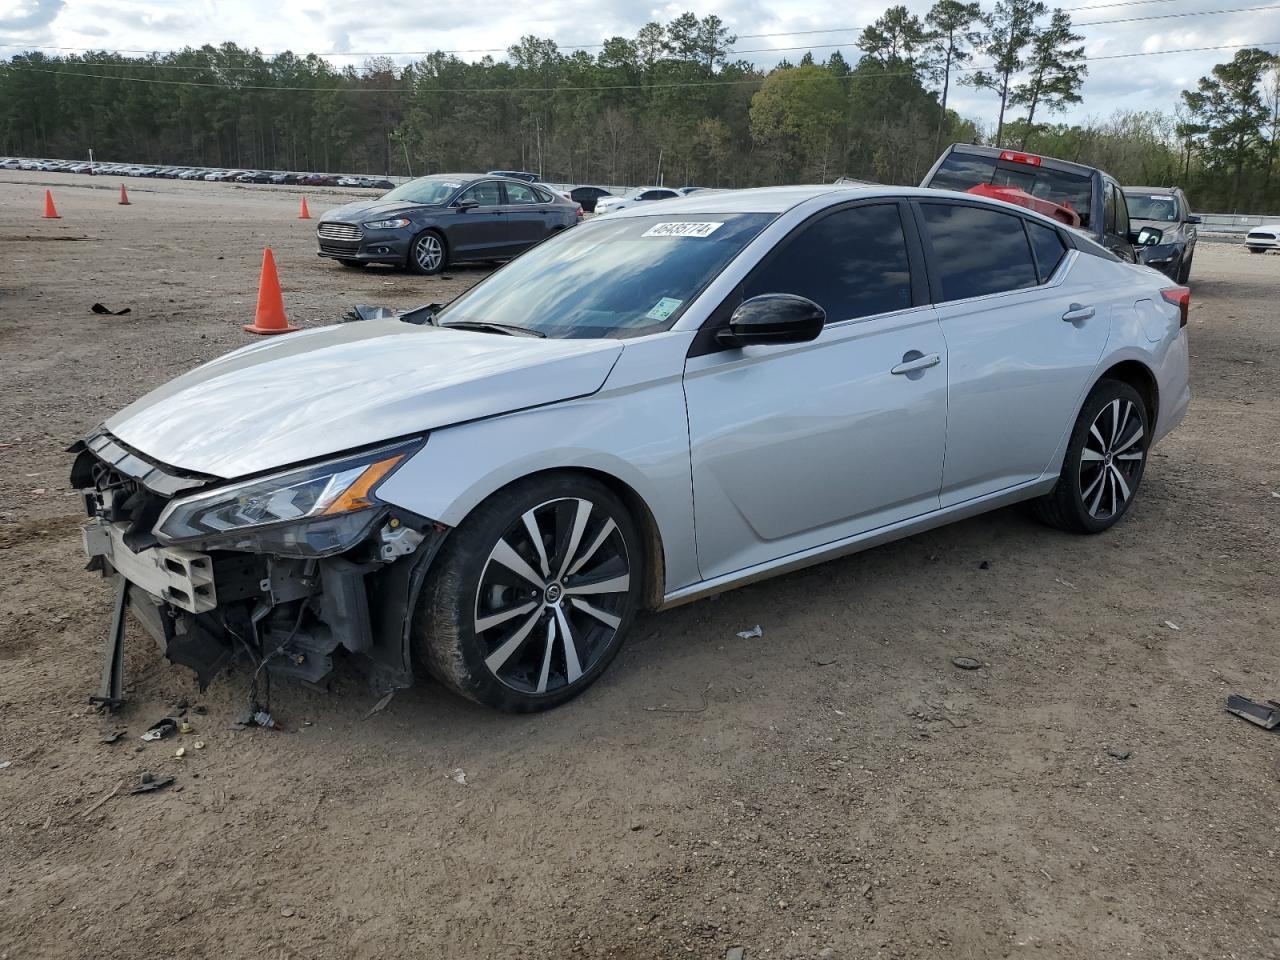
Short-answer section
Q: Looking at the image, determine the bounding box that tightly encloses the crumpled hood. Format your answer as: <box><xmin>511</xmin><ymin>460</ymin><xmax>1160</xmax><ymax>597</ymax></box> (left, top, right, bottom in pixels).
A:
<box><xmin>322</xmin><ymin>199</ymin><xmax>438</xmax><ymax>222</ymax></box>
<box><xmin>105</xmin><ymin>321</ymin><xmax>623</xmax><ymax>478</ymax></box>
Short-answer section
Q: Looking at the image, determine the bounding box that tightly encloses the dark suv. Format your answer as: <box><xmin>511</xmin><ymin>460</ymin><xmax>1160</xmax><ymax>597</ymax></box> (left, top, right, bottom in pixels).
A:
<box><xmin>1122</xmin><ymin>186</ymin><xmax>1199</xmax><ymax>283</ymax></box>
<box><xmin>922</xmin><ymin>144</ymin><xmax>1142</xmax><ymax>263</ymax></box>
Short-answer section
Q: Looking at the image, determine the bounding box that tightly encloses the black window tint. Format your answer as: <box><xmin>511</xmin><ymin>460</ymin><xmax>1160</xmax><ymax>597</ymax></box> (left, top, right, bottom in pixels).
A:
<box><xmin>920</xmin><ymin>203</ymin><xmax>1039</xmax><ymax>301</ymax></box>
<box><xmin>744</xmin><ymin>203</ymin><xmax>913</xmax><ymax>321</ymax></box>
<box><xmin>1026</xmin><ymin>221</ymin><xmax>1067</xmax><ymax>282</ymax></box>
<box><xmin>1103</xmin><ymin>183</ymin><xmax>1117</xmax><ymax>234</ymax></box>
<box><xmin>1114</xmin><ymin>188</ymin><xmax>1130</xmax><ymax>238</ymax></box>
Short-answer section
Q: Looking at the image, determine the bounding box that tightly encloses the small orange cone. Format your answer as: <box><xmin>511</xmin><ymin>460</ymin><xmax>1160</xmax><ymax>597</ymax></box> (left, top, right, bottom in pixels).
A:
<box><xmin>298</xmin><ymin>197</ymin><xmax>311</xmax><ymax>219</ymax></box>
<box><xmin>243</xmin><ymin>248</ymin><xmax>300</xmax><ymax>335</ymax></box>
<box><xmin>43</xmin><ymin>190</ymin><xmax>60</xmax><ymax>219</ymax></box>
<box><xmin>118</xmin><ymin>184</ymin><xmax>131</xmax><ymax>205</ymax></box>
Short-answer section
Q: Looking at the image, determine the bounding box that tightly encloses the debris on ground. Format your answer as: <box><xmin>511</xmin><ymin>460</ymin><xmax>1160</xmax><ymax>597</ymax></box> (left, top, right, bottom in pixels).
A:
<box><xmin>951</xmin><ymin>656</ymin><xmax>982</xmax><ymax>670</ymax></box>
<box><xmin>179</xmin><ymin>720</ymin><xmax>194</xmax><ymax>734</ymax></box>
<box><xmin>82</xmin><ymin>780</ymin><xmax>123</xmax><ymax>817</ymax></box>
<box><xmin>0</xmin><ymin>760</ymin><xmax>11</xmax><ymax>770</ymax></box>
<box><xmin>1225</xmin><ymin>694</ymin><xmax>1280</xmax><ymax>730</ymax></box>
<box><xmin>363</xmin><ymin>690</ymin><xmax>395</xmax><ymax>720</ymax></box>
<box><xmin>736</xmin><ymin>625</ymin><xmax>763</xmax><ymax>639</ymax></box>
<box><xmin>100</xmin><ymin>731</ymin><xmax>125</xmax><ymax>744</ymax></box>
<box><xmin>450</xmin><ymin>768</ymin><xmax>468</xmax><ymax>785</ymax></box>
<box><xmin>174</xmin><ymin>747</ymin><xmax>186</xmax><ymax>759</ymax></box>
<box><xmin>1164</xmin><ymin>620</ymin><xmax>1181</xmax><ymax>631</ymax></box>
<box><xmin>140</xmin><ymin>718</ymin><xmax>177</xmax><ymax>742</ymax></box>
<box><xmin>726</xmin><ymin>948</ymin><xmax>746</xmax><ymax>960</ymax></box>
<box><xmin>1106</xmin><ymin>746</ymin><xmax>1132</xmax><ymax>760</ymax></box>
<box><xmin>90</xmin><ymin>302</ymin><xmax>131</xmax><ymax>315</ymax></box>
<box><xmin>978</xmin><ymin>560</ymin><xmax>991</xmax><ymax>569</ymax></box>
<box><xmin>194</xmin><ymin>741</ymin><xmax>205</xmax><ymax>750</ymax></box>
<box><xmin>129</xmin><ymin>772</ymin><xmax>174</xmax><ymax>795</ymax></box>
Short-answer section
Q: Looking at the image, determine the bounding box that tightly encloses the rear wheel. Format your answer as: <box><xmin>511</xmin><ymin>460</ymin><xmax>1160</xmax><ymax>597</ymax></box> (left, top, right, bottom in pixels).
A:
<box><xmin>415</xmin><ymin>474</ymin><xmax>644</xmax><ymax>712</ymax></box>
<box><xmin>1032</xmin><ymin>380</ymin><xmax>1149</xmax><ymax>534</ymax></box>
<box><xmin>1249</xmin><ymin>247</ymin><xmax>1266</xmax><ymax>254</ymax></box>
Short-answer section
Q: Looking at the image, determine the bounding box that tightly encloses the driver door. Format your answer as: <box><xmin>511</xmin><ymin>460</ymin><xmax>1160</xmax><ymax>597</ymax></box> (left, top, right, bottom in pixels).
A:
<box><xmin>682</xmin><ymin>201</ymin><xmax>949</xmax><ymax>580</ymax></box>
<box><xmin>448</xmin><ymin>180</ymin><xmax>509</xmax><ymax>259</ymax></box>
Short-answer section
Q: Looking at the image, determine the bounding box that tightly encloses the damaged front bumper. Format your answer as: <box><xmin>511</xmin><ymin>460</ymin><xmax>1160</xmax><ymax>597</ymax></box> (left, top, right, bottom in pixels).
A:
<box><xmin>71</xmin><ymin>429</ymin><xmax>448</xmax><ymax>707</ymax></box>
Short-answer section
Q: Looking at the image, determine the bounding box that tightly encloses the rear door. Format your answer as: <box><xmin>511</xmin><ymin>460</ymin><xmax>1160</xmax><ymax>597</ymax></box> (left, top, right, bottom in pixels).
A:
<box><xmin>914</xmin><ymin>200</ymin><xmax>1114</xmax><ymax>506</ymax></box>
<box><xmin>501</xmin><ymin>182</ymin><xmax>554</xmax><ymax>253</ymax></box>
<box><xmin>683</xmin><ymin>200</ymin><xmax>949</xmax><ymax>579</ymax></box>
<box><xmin>447</xmin><ymin>180</ymin><xmax>509</xmax><ymax>258</ymax></box>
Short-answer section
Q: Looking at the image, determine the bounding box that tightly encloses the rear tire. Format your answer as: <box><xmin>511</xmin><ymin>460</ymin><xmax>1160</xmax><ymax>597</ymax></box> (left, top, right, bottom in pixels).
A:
<box><xmin>1248</xmin><ymin>247</ymin><xmax>1266</xmax><ymax>254</ymax></box>
<box><xmin>414</xmin><ymin>473</ymin><xmax>644</xmax><ymax>712</ymax></box>
<box><xmin>1032</xmin><ymin>380</ymin><xmax>1150</xmax><ymax>534</ymax></box>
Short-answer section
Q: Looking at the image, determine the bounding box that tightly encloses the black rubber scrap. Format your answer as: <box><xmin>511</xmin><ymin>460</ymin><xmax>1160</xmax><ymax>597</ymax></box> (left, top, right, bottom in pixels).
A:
<box><xmin>951</xmin><ymin>657</ymin><xmax>982</xmax><ymax>670</ymax></box>
<box><xmin>90</xmin><ymin>302</ymin><xmax>131</xmax><ymax>316</ymax></box>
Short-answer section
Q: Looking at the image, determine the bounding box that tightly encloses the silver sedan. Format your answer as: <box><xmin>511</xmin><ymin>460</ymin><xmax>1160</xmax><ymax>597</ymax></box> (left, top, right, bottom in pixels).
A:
<box><xmin>73</xmin><ymin>185</ymin><xmax>1190</xmax><ymax>712</ymax></box>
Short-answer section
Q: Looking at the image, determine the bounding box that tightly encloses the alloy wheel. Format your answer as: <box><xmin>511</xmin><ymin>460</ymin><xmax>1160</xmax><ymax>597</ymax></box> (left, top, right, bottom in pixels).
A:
<box><xmin>414</xmin><ymin>233</ymin><xmax>443</xmax><ymax>272</ymax></box>
<box><xmin>474</xmin><ymin>497</ymin><xmax>631</xmax><ymax>695</ymax></box>
<box><xmin>1079</xmin><ymin>398</ymin><xmax>1145</xmax><ymax>520</ymax></box>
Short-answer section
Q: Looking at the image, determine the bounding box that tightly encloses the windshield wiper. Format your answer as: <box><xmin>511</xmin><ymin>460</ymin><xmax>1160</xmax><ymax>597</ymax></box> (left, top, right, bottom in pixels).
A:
<box><xmin>440</xmin><ymin>320</ymin><xmax>545</xmax><ymax>338</ymax></box>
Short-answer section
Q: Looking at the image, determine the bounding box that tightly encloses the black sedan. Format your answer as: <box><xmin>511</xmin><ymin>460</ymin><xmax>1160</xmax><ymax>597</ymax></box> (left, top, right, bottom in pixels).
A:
<box><xmin>315</xmin><ymin>174</ymin><xmax>581</xmax><ymax>274</ymax></box>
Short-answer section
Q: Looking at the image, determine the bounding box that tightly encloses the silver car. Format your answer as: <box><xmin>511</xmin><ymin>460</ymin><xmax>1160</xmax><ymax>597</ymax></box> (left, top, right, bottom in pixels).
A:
<box><xmin>72</xmin><ymin>185</ymin><xmax>1191</xmax><ymax>712</ymax></box>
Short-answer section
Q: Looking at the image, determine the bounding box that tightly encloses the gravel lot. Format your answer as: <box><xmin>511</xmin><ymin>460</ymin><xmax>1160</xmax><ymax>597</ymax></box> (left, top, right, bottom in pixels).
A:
<box><xmin>1</xmin><ymin>170</ymin><xmax>1278</xmax><ymax>960</ymax></box>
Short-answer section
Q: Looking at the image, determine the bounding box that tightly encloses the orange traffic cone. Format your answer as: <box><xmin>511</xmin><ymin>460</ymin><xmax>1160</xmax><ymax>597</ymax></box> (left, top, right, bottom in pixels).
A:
<box><xmin>298</xmin><ymin>197</ymin><xmax>311</xmax><ymax>219</ymax></box>
<box><xmin>243</xmin><ymin>248</ymin><xmax>300</xmax><ymax>335</ymax></box>
<box><xmin>42</xmin><ymin>190</ymin><xmax>60</xmax><ymax>219</ymax></box>
<box><xmin>118</xmin><ymin>184</ymin><xmax>131</xmax><ymax>205</ymax></box>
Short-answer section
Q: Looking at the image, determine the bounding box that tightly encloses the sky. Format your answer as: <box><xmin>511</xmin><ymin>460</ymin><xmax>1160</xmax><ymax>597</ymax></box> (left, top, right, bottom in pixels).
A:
<box><xmin>1</xmin><ymin>0</ymin><xmax>1277</xmax><ymax>129</ymax></box>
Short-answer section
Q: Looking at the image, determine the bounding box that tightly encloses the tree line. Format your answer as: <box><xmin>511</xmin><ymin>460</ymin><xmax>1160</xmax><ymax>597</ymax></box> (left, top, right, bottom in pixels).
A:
<box><xmin>1</xmin><ymin>6</ymin><xmax>1278</xmax><ymax>211</ymax></box>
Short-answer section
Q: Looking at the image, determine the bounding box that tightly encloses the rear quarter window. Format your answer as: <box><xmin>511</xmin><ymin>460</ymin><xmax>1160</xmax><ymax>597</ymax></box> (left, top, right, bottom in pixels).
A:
<box><xmin>1026</xmin><ymin>221</ymin><xmax>1068</xmax><ymax>282</ymax></box>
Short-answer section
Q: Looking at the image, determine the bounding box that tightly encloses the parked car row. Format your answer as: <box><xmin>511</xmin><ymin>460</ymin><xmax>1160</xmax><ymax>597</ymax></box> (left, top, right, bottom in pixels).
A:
<box><xmin>0</xmin><ymin>156</ymin><xmax>395</xmax><ymax>189</ymax></box>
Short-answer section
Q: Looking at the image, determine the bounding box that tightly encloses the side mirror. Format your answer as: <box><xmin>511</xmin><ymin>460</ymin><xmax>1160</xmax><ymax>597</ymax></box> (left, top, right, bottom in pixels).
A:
<box><xmin>1136</xmin><ymin>226</ymin><xmax>1163</xmax><ymax>247</ymax></box>
<box><xmin>455</xmin><ymin>198</ymin><xmax>479</xmax><ymax>211</ymax></box>
<box><xmin>1186</xmin><ymin>215</ymin><xmax>1202</xmax><ymax>224</ymax></box>
<box><xmin>718</xmin><ymin>294</ymin><xmax>825</xmax><ymax>348</ymax></box>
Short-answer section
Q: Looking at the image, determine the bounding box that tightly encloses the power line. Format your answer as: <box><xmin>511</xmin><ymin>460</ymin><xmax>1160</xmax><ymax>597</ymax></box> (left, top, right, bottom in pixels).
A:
<box><xmin>6</xmin><ymin>39</ymin><xmax>1278</xmax><ymax>93</ymax></box>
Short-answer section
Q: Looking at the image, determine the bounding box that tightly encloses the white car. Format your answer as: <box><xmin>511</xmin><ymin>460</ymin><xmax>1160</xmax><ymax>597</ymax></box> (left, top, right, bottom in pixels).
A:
<box><xmin>1244</xmin><ymin>224</ymin><xmax>1280</xmax><ymax>253</ymax></box>
<box><xmin>595</xmin><ymin>187</ymin><xmax>681</xmax><ymax>215</ymax></box>
<box><xmin>72</xmin><ymin>184</ymin><xmax>1190</xmax><ymax>713</ymax></box>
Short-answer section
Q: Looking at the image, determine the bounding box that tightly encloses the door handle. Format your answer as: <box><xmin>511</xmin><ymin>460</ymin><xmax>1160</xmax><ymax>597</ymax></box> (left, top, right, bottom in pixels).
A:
<box><xmin>1062</xmin><ymin>303</ymin><xmax>1095</xmax><ymax>322</ymax></box>
<box><xmin>890</xmin><ymin>352</ymin><xmax>941</xmax><ymax>375</ymax></box>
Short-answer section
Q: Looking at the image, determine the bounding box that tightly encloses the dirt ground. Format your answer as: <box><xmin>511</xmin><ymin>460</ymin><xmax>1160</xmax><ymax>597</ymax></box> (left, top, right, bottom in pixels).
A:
<box><xmin>1</xmin><ymin>170</ymin><xmax>1277</xmax><ymax>960</ymax></box>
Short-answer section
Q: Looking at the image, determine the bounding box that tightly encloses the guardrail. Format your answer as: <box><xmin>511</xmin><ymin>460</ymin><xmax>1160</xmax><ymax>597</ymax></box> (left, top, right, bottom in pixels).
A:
<box><xmin>1195</xmin><ymin>213</ymin><xmax>1277</xmax><ymax>235</ymax></box>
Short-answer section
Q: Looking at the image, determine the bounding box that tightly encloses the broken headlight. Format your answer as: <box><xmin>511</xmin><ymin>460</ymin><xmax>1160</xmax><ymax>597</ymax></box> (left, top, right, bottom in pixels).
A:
<box><xmin>153</xmin><ymin>440</ymin><xmax>420</xmax><ymax>558</ymax></box>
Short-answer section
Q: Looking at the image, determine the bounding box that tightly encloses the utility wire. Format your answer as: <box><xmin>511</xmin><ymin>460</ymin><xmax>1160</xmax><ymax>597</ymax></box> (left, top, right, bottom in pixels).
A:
<box><xmin>5</xmin><ymin>39</ymin><xmax>1278</xmax><ymax>93</ymax></box>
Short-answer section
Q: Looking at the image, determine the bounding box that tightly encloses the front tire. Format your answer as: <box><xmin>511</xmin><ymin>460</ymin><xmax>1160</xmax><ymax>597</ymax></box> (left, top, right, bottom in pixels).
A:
<box><xmin>414</xmin><ymin>474</ymin><xmax>644</xmax><ymax>712</ymax></box>
<box><xmin>408</xmin><ymin>229</ymin><xmax>446</xmax><ymax>275</ymax></box>
<box><xmin>1177</xmin><ymin>252</ymin><xmax>1193</xmax><ymax>283</ymax></box>
<box><xmin>1032</xmin><ymin>380</ymin><xmax>1150</xmax><ymax>534</ymax></box>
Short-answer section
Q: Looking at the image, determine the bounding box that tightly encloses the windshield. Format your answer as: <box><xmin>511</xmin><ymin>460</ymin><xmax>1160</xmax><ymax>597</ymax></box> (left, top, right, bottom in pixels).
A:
<box><xmin>381</xmin><ymin>175</ymin><xmax>465</xmax><ymax>205</ymax></box>
<box><xmin>926</xmin><ymin>152</ymin><xmax>1094</xmax><ymax>227</ymax></box>
<box><xmin>1125</xmin><ymin>193</ymin><xmax>1180</xmax><ymax>222</ymax></box>
<box><xmin>436</xmin><ymin>213</ymin><xmax>775</xmax><ymax>339</ymax></box>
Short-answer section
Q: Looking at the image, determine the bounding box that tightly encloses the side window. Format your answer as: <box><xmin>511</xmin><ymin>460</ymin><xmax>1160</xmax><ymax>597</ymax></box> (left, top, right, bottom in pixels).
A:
<box><xmin>460</xmin><ymin>182</ymin><xmax>501</xmax><ymax>206</ymax></box>
<box><xmin>1114</xmin><ymin>188</ymin><xmax>1130</xmax><ymax>238</ymax></box>
<box><xmin>532</xmin><ymin>187</ymin><xmax>554</xmax><ymax>203</ymax></box>
<box><xmin>1026</xmin><ymin>220</ymin><xmax>1067</xmax><ymax>283</ymax></box>
<box><xmin>1103</xmin><ymin>182</ymin><xmax>1117</xmax><ymax>235</ymax></box>
<box><xmin>505</xmin><ymin>183</ymin><xmax>542</xmax><ymax>205</ymax></box>
<box><xmin>919</xmin><ymin>203</ymin><xmax>1039</xmax><ymax>301</ymax></box>
<box><xmin>743</xmin><ymin>203</ymin><xmax>913</xmax><ymax>322</ymax></box>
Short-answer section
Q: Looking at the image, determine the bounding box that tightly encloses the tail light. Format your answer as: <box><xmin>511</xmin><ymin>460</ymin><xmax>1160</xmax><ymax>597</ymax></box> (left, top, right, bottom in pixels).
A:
<box><xmin>1161</xmin><ymin>286</ymin><xmax>1190</xmax><ymax>327</ymax></box>
<box><xmin>575</xmin><ymin>205</ymin><xmax>584</xmax><ymax>220</ymax></box>
<box><xmin>999</xmin><ymin>150</ymin><xmax>1042</xmax><ymax>166</ymax></box>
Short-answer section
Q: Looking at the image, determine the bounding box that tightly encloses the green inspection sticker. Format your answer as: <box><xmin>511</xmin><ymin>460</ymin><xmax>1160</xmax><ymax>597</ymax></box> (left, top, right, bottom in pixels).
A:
<box><xmin>645</xmin><ymin>297</ymin><xmax>683</xmax><ymax>321</ymax></box>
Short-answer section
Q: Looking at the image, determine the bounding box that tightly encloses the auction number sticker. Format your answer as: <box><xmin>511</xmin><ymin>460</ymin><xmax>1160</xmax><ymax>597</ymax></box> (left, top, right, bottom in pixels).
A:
<box><xmin>641</xmin><ymin>221</ymin><xmax>724</xmax><ymax>238</ymax></box>
<box><xmin>645</xmin><ymin>297</ymin><xmax>684</xmax><ymax>321</ymax></box>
